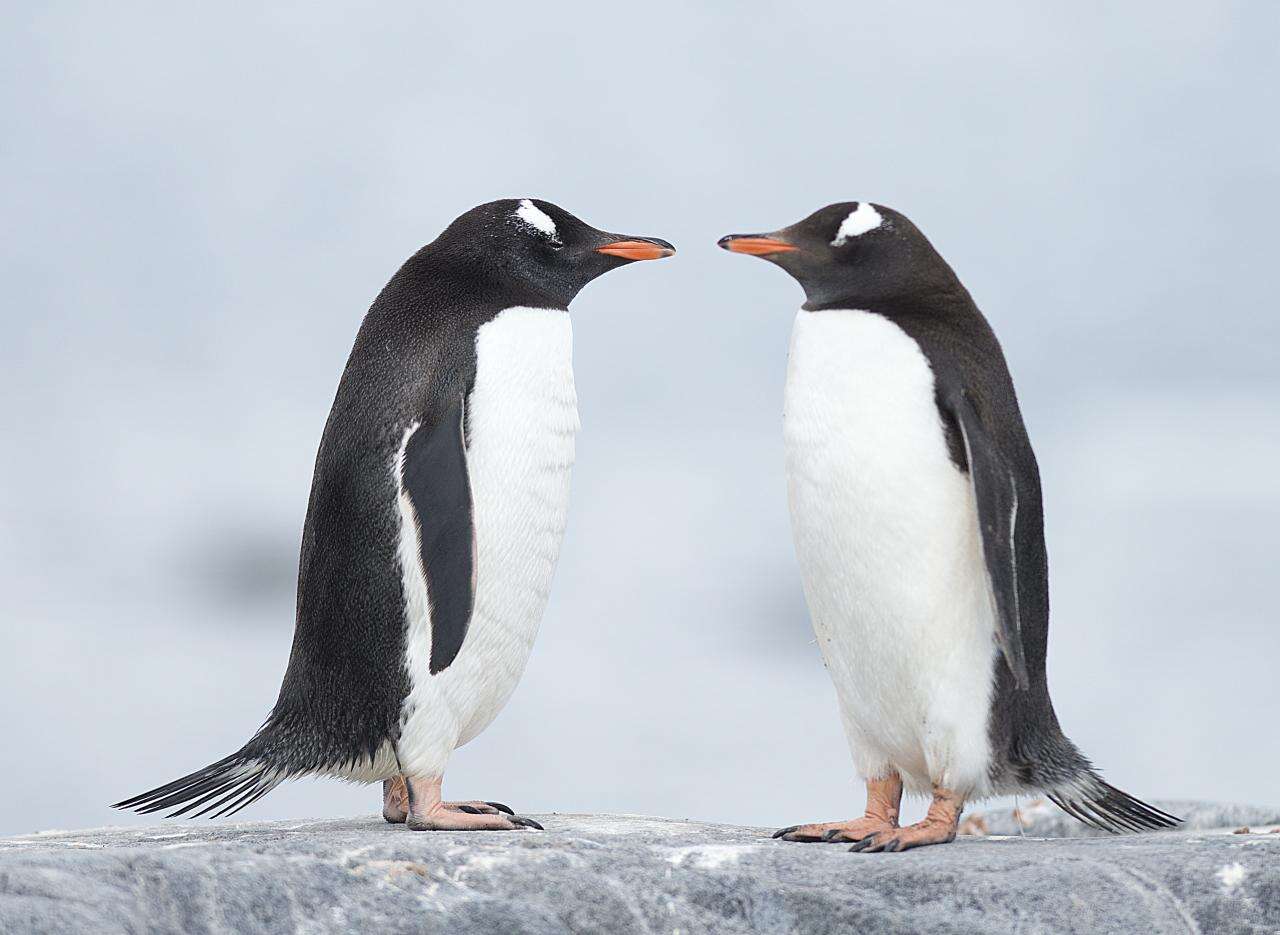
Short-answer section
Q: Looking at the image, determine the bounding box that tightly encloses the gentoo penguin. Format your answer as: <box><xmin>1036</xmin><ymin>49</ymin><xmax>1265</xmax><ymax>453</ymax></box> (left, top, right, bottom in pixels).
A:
<box><xmin>719</xmin><ymin>203</ymin><xmax>1177</xmax><ymax>852</ymax></box>
<box><xmin>116</xmin><ymin>199</ymin><xmax>674</xmax><ymax>831</ymax></box>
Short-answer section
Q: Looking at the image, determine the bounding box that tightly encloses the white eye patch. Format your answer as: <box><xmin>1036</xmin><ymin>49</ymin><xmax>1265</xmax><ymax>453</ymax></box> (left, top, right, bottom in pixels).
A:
<box><xmin>831</xmin><ymin>202</ymin><xmax>883</xmax><ymax>246</ymax></box>
<box><xmin>513</xmin><ymin>199</ymin><xmax>560</xmax><ymax>242</ymax></box>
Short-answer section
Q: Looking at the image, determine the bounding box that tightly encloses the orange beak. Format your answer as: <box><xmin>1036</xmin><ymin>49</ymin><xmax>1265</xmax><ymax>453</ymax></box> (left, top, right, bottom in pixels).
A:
<box><xmin>595</xmin><ymin>239</ymin><xmax>675</xmax><ymax>261</ymax></box>
<box><xmin>718</xmin><ymin>236</ymin><xmax>798</xmax><ymax>256</ymax></box>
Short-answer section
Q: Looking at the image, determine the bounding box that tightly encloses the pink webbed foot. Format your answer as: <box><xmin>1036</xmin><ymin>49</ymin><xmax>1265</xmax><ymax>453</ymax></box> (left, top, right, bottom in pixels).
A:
<box><xmin>407</xmin><ymin>808</ymin><xmax>542</xmax><ymax>831</ymax></box>
<box><xmin>774</xmin><ymin>774</ymin><xmax>904</xmax><ymax>843</ymax></box>
<box><xmin>444</xmin><ymin>800</ymin><xmax>516</xmax><ymax>816</ymax></box>
<box><xmin>848</xmin><ymin>785</ymin><xmax>963</xmax><ymax>853</ymax></box>
<box><xmin>392</xmin><ymin>777</ymin><xmax>543</xmax><ymax>831</ymax></box>
<box><xmin>775</xmin><ymin>817</ymin><xmax>898</xmax><ymax>843</ymax></box>
<box><xmin>383</xmin><ymin>779</ymin><xmax>517</xmax><ymax>824</ymax></box>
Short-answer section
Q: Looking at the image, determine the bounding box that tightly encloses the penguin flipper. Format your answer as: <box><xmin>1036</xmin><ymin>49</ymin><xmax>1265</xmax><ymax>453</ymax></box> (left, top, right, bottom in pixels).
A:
<box><xmin>949</xmin><ymin>390</ymin><xmax>1031</xmax><ymax>690</ymax></box>
<box><xmin>401</xmin><ymin>395</ymin><xmax>475</xmax><ymax>675</ymax></box>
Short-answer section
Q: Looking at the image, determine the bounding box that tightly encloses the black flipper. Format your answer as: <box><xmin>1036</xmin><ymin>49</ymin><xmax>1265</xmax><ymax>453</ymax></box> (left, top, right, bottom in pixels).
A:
<box><xmin>400</xmin><ymin>395</ymin><xmax>475</xmax><ymax>674</ymax></box>
<box><xmin>948</xmin><ymin>389</ymin><xmax>1031</xmax><ymax>690</ymax></box>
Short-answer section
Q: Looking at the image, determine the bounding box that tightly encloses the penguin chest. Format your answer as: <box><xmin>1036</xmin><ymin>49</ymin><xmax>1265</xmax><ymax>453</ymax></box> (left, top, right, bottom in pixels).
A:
<box><xmin>783</xmin><ymin>309</ymin><xmax>996</xmax><ymax>789</ymax></box>
<box><xmin>399</xmin><ymin>307</ymin><xmax>578</xmax><ymax>768</ymax></box>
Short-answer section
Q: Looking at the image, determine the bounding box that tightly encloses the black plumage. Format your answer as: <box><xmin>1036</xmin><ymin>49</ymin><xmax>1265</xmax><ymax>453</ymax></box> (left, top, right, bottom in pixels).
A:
<box><xmin>721</xmin><ymin>203</ymin><xmax>1177</xmax><ymax>834</ymax></box>
<box><xmin>115</xmin><ymin>200</ymin><xmax>673</xmax><ymax>818</ymax></box>
<box><xmin>402</xmin><ymin>397</ymin><xmax>473</xmax><ymax>674</ymax></box>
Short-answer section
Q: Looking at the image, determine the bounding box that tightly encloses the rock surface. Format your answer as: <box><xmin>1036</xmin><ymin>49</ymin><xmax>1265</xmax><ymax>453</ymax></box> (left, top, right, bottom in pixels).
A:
<box><xmin>959</xmin><ymin>798</ymin><xmax>1280</xmax><ymax>838</ymax></box>
<box><xmin>2</xmin><ymin>808</ymin><xmax>1278</xmax><ymax>934</ymax></box>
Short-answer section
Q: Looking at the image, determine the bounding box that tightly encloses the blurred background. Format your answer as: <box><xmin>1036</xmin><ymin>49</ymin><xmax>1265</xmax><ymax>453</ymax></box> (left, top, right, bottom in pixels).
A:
<box><xmin>2</xmin><ymin>2</ymin><xmax>1277</xmax><ymax>837</ymax></box>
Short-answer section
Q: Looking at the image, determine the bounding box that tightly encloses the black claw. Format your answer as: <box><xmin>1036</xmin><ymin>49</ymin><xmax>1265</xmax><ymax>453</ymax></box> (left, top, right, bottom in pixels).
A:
<box><xmin>486</xmin><ymin>801</ymin><xmax>515</xmax><ymax>816</ymax></box>
<box><xmin>772</xmin><ymin>825</ymin><xmax>800</xmax><ymax>840</ymax></box>
<box><xmin>847</xmin><ymin>838</ymin><xmax>873</xmax><ymax>852</ymax></box>
<box><xmin>883</xmin><ymin>839</ymin><xmax>902</xmax><ymax>853</ymax></box>
<box><xmin>511</xmin><ymin>816</ymin><xmax>544</xmax><ymax>831</ymax></box>
<box><xmin>821</xmin><ymin>829</ymin><xmax>843</xmax><ymax>842</ymax></box>
<box><xmin>457</xmin><ymin>805</ymin><xmax>483</xmax><ymax>814</ymax></box>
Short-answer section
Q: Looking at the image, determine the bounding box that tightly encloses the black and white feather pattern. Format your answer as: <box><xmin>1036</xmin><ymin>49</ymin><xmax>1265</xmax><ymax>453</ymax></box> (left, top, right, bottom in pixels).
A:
<box><xmin>112</xmin><ymin>754</ymin><xmax>284</xmax><ymax>819</ymax></box>
<box><xmin>1047</xmin><ymin>773</ymin><xmax>1181</xmax><ymax>834</ymax></box>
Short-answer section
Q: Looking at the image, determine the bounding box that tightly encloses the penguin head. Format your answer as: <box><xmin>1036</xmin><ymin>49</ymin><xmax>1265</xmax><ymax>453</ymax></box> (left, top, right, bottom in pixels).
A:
<box><xmin>437</xmin><ymin>199</ymin><xmax>674</xmax><ymax>307</ymax></box>
<box><xmin>718</xmin><ymin>202</ymin><xmax>958</xmax><ymax>309</ymax></box>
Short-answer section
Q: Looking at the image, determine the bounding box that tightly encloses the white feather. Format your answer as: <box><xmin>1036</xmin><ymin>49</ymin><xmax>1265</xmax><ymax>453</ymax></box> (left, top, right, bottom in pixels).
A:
<box><xmin>513</xmin><ymin>199</ymin><xmax>559</xmax><ymax>240</ymax></box>
<box><xmin>1007</xmin><ymin>474</ymin><xmax>1020</xmax><ymax>634</ymax></box>
<box><xmin>320</xmin><ymin>744</ymin><xmax>400</xmax><ymax>783</ymax></box>
<box><xmin>783</xmin><ymin>308</ymin><xmax>997</xmax><ymax>797</ymax></box>
<box><xmin>831</xmin><ymin>202</ymin><xmax>883</xmax><ymax>246</ymax></box>
<box><xmin>395</xmin><ymin>307</ymin><xmax>578</xmax><ymax>779</ymax></box>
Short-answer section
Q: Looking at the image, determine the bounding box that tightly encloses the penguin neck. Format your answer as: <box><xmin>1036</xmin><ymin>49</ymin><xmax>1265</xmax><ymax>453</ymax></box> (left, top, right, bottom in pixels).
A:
<box><xmin>504</xmin><ymin>267</ymin><xmax>579</xmax><ymax>310</ymax></box>
<box><xmin>405</xmin><ymin>248</ymin><xmax>572</xmax><ymax>312</ymax></box>
<box><xmin>802</xmin><ymin>282</ymin><xmax>972</xmax><ymax>316</ymax></box>
<box><xmin>803</xmin><ymin>262</ymin><xmax>972</xmax><ymax>316</ymax></box>
<box><xmin>798</xmin><ymin>243</ymin><xmax>967</xmax><ymax>314</ymax></box>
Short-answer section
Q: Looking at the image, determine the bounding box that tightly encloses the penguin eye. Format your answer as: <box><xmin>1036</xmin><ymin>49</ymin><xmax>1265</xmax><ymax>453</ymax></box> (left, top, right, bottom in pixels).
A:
<box><xmin>548</xmin><ymin>240</ymin><xmax>564</xmax><ymax>251</ymax></box>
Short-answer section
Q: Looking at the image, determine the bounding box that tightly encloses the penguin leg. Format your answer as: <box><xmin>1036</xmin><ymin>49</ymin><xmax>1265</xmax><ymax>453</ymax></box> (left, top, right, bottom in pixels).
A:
<box><xmin>382</xmin><ymin>777</ymin><xmax>409</xmax><ymax>823</ymax></box>
<box><xmin>848</xmin><ymin>785</ymin><xmax>963</xmax><ymax>853</ymax></box>
<box><xmin>383</xmin><ymin>777</ymin><xmax>513</xmax><ymax>821</ymax></box>
<box><xmin>773</xmin><ymin>773</ymin><xmax>903</xmax><ymax>842</ymax></box>
<box><xmin>402</xmin><ymin>777</ymin><xmax>542</xmax><ymax>831</ymax></box>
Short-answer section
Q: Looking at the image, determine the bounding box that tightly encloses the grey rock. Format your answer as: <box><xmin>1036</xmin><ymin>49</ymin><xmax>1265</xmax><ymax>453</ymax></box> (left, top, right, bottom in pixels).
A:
<box><xmin>960</xmin><ymin>798</ymin><xmax>1280</xmax><ymax>838</ymax></box>
<box><xmin>1</xmin><ymin>810</ymin><xmax>1278</xmax><ymax>934</ymax></box>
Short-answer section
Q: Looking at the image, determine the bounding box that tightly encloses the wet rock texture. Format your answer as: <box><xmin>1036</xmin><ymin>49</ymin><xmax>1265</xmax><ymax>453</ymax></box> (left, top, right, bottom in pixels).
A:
<box><xmin>2</xmin><ymin>806</ymin><xmax>1278</xmax><ymax>934</ymax></box>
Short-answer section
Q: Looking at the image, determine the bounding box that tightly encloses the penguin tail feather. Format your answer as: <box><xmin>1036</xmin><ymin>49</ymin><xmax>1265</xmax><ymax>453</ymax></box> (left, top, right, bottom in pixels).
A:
<box><xmin>112</xmin><ymin>752</ymin><xmax>286</xmax><ymax>819</ymax></box>
<box><xmin>1047</xmin><ymin>772</ymin><xmax>1181</xmax><ymax>834</ymax></box>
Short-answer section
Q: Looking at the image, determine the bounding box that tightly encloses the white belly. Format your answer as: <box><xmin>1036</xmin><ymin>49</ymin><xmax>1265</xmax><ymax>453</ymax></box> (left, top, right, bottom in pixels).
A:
<box><xmin>397</xmin><ymin>306</ymin><xmax>578</xmax><ymax>777</ymax></box>
<box><xmin>783</xmin><ymin>309</ymin><xmax>997</xmax><ymax>796</ymax></box>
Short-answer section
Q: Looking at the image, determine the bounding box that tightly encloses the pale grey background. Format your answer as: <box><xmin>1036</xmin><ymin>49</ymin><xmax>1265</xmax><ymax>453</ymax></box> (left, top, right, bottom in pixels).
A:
<box><xmin>2</xmin><ymin>2</ymin><xmax>1277</xmax><ymax>836</ymax></box>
